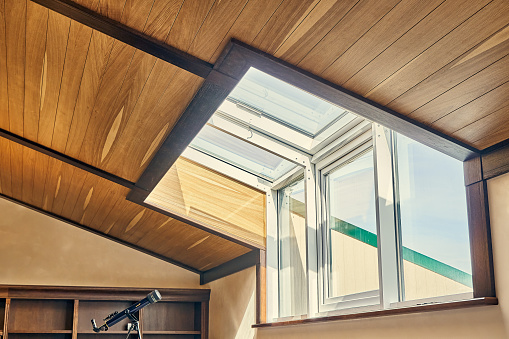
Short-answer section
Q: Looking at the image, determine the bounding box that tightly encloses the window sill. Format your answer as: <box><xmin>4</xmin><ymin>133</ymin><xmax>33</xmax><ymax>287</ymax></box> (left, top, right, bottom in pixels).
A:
<box><xmin>252</xmin><ymin>297</ymin><xmax>498</xmax><ymax>328</ymax></box>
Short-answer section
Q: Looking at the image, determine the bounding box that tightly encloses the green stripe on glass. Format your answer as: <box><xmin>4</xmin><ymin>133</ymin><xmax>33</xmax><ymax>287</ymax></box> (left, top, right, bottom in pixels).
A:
<box><xmin>330</xmin><ymin>218</ymin><xmax>472</xmax><ymax>288</ymax></box>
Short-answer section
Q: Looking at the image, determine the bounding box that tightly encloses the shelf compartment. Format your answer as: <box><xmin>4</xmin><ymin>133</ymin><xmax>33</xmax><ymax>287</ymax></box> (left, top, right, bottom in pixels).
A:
<box><xmin>8</xmin><ymin>300</ymin><xmax>73</xmax><ymax>332</ymax></box>
<box><xmin>143</xmin><ymin>302</ymin><xmax>196</xmax><ymax>332</ymax></box>
<box><xmin>78</xmin><ymin>301</ymin><xmax>140</xmax><ymax>333</ymax></box>
<box><xmin>8</xmin><ymin>334</ymin><xmax>71</xmax><ymax>339</ymax></box>
<box><xmin>0</xmin><ymin>298</ymin><xmax>5</xmax><ymax>329</ymax></box>
<box><xmin>8</xmin><ymin>330</ymin><xmax>72</xmax><ymax>333</ymax></box>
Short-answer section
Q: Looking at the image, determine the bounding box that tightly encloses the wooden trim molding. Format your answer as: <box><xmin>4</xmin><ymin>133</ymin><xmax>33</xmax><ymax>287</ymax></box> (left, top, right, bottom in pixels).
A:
<box><xmin>465</xmin><ymin>181</ymin><xmax>496</xmax><ymax>298</ymax></box>
<box><xmin>0</xmin><ymin>131</ymin><xmax>134</xmax><ymax>189</ymax></box>
<box><xmin>0</xmin><ymin>285</ymin><xmax>210</xmax><ymax>302</ymax></box>
<box><xmin>30</xmin><ymin>0</ymin><xmax>213</xmax><ymax>78</ymax></box>
<box><xmin>463</xmin><ymin>155</ymin><xmax>483</xmax><ymax>186</ymax></box>
<box><xmin>0</xmin><ymin>194</ymin><xmax>201</xmax><ymax>274</ymax></box>
<box><xmin>252</xmin><ymin>298</ymin><xmax>498</xmax><ymax>328</ymax></box>
<box><xmin>481</xmin><ymin>143</ymin><xmax>509</xmax><ymax>181</ymax></box>
<box><xmin>200</xmin><ymin>250</ymin><xmax>261</xmax><ymax>285</ymax></box>
<box><xmin>130</xmin><ymin>70</ymin><xmax>238</xmax><ymax>196</ymax></box>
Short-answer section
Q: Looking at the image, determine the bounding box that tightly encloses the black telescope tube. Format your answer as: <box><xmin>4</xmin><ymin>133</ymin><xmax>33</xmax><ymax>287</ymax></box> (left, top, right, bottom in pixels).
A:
<box><xmin>92</xmin><ymin>290</ymin><xmax>161</xmax><ymax>332</ymax></box>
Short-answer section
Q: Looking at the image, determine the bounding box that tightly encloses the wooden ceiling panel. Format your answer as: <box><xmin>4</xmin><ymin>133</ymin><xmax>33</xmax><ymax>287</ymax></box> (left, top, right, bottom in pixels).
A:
<box><xmin>142</xmin><ymin>0</ymin><xmax>183</xmax><ymax>41</ymax></box>
<box><xmin>24</xmin><ymin>1</ymin><xmax>48</xmax><ymax>142</ymax></box>
<box><xmin>431</xmin><ymin>81</ymin><xmax>509</xmax><ymax>134</ymax></box>
<box><xmin>387</xmin><ymin>25</ymin><xmax>509</xmax><ymax>115</ymax></box>
<box><xmin>75</xmin><ymin>40</ymin><xmax>137</xmax><ymax>165</ymax></box>
<box><xmin>38</xmin><ymin>10</ymin><xmax>70</xmax><ymax>147</ymax></box>
<box><xmin>185</xmin><ymin>0</ymin><xmax>249</xmax><ymax>61</ymax></box>
<box><xmin>51</xmin><ymin>20</ymin><xmax>93</xmax><ymax>151</ymax></box>
<box><xmin>102</xmin><ymin>67</ymin><xmax>203</xmax><ymax>181</ymax></box>
<box><xmin>0</xmin><ymin>136</ymin><xmax>252</xmax><ymax>270</ymax></box>
<box><xmin>207</xmin><ymin>0</ymin><xmax>283</xmax><ymax>63</ymax></box>
<box><xmin>272</xmin><ymin>0</ymin><xmax>358</xmax><ymax>65</ymax></box>
<box><xmin>408</xmin><ymin>54</ymin><xmax>509</xmax><ymax>125</ymax></box>
<box><xmin>251</xmin><ymin>0</ymin><xmax>316</xmax><ymax>55</ymax></box>
<box><xmin>333</xmin><ymin>0</ymin><xmax>492</xmax><ymax>97</ymax></box>
<box><xmin>163</xmin><ymin>0</ymin><xmax>215</xmax><ymax>52</ymax></box>
<box><xmin>295</xmin><ymin>0</ymin><xmax>400</xmax><ymax>77</ymax></box>
<box><xmin>453</xmin><ymin>104</ymin><xmax>509</xmax><ymax>149</ymax></box>
<box><xmin>97</xmin><ymin>0</ymin><xmax>126</xmax><ymax>21</ymax></box>
<box><xmin>0</xmin><ymin>0</ymin><xmax>7</xmax><ymax>131</ymax></box>
<box><xmin>4</xmin><ymin>0</ymin><xmax>25</xmax><ymax>137</ymax></box>
<box><xmin>363</xmin><ymin>0</ymin><xmax>509</xmax><ymax>107</ymax></box>
<box><xmin>63</xmin><ymin>31</ymin><xmax>115</xmax><ymax>158</ymax></box>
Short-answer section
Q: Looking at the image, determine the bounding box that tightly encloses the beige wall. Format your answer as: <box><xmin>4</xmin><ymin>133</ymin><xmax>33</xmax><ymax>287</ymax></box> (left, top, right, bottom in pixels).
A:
<box><xmin>208</xmin><ymin>267</ymin><xmax>257</xmax><ymax>339</ymax></box>
<box><xmin>0</xmin><ymin>197</ymin><xmax>202</xmax><ymax>288</ymax></box>
<box><xmin>210</xmin><ymin>172</ymin><xmax>509</xmax><ymax>339</ymax></box>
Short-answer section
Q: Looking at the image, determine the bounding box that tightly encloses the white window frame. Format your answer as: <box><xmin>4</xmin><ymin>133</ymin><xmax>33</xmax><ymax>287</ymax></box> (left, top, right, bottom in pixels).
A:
<box><xmin>183</xmin><ymin>103</ymin><xmax>474</xmax><ymax>321</ymax></box>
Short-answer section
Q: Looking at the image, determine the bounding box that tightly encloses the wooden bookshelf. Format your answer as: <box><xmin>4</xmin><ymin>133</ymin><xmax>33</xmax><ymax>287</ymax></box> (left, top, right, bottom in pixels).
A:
<box><xmin>0</xmin><ymin>286</ymin><xmax>210</xmax><ymax>339</ymax></box>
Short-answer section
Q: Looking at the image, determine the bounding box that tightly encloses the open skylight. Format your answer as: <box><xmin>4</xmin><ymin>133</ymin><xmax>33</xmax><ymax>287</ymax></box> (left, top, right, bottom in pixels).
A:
<box><xmin>228</xmin><ymin>68</ymin><xmax>348</xmax><ymax>137</ymax></box>
<box><xmin>189</xmin><ymin>124</ymin><xmax>297</xmax><ymax>181</ymax></box>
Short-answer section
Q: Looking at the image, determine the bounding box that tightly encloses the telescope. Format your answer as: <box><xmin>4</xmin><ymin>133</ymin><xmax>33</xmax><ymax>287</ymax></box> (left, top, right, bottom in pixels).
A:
<box><xmin>91</xmin><ymin>290</ymin><xmax>161</xmax><ymax>338</ymax></box>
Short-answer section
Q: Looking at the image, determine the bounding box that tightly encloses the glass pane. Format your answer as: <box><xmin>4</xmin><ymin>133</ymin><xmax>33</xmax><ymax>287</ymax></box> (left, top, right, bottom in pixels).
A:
<box><xmin>326</xmin><ymin>150</ymin><xmax>379</xmax><ymax>298</ymax></box>
<box><xmin>278</xmin><ymin>178</ymin><xmax>307</xmax><ymax>317</ymax></box>
<box><xmin>229</xmin><ymin>68</ymin><xmax>349</xmax><ymax>136</ymax></box>
<box><xmin>189</xmin><ymin>124</ymin><xmax>297</xmax><ymax>181</ymax></box>
<box><xmin>395</xmin><ymin>133</ymin><xmax>472</xmax><ymax>301</ymax></box>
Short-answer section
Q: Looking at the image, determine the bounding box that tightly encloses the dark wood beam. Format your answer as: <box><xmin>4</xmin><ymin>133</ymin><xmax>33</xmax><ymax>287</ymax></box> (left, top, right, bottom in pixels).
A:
<box><xmin>200</xmin><ymin>250</ymin><xmax>260</xmax><ymax>285</ymax></box>
<box><xmin>30</xmin><ymin>0</ymin><xmax>213</xmax><ymax>78</ymax></box>
<box><xmin>0</xmin><ymin>194</ymin><xmax>201</xmax><ymax>274</ymax></box>
<box><xmin>0</xmin><ymin>129</ymin><xmax>134</xmax><ymax>189</ymax></box>
<box><xmin>134</xmin><ymin>198</ymin><xmax>262</xmax><ymax>251</ymax></box>
<box><xmin>128</xmin><ymin>70</ymin><xmax>238</xmax><ymax>196</ymax></box>
<box><xmin>481</xmin><ymin>143</ymin><xmax>509</xmax><ymax>180</ymax></box>
<box><xmin>465</xmin><ymin>181</ymin><xmax>496</xmax><ymax>298</ymax></box>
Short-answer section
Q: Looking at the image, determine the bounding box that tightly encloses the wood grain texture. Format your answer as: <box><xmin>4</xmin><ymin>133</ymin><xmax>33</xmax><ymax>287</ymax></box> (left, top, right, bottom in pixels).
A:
<box><xmin>387</xmin><ymin>24</ymin><xmax>509</xmax><ymax>115</ymax></box>
<box><xmin>456</xmin><ymin>104</ymin><xmax>509</xmax><ymax>149</ymax></box>
<box><xmin>0</xmin><ymin>136</ymin><xmax>252</xmax><ymax>271</ymax></box>
<box><xmin>207</xmin><ymin>0</ymin><xmax>283</xmax><ymax>63</ymax></box>
<box><xmin>298</xmin><ymin>0</ymin><xmax>400</xmax><ymax>77</ymax></box>
<box><xmin>0</xmin><ymin>0</ymin><xmax>9</xmax><ymax>132</ymax></box>
<box><xmin>409</xmin><ymin>55</ymin><xmax>509</xmax><ymax>125</ymax></box>
<box><xmin>338</xmin><ymin>0</ymin><xmax>491</xmax><ymax>97</ymax></box>
<box><xmin>37</xmin><ymin>10</ymin><xmax>70</xmax><ymax>147</ymax></box>
<box><xmin>466</xmin><ymin>181</ymin><xmax>495</xmax><ymax>298</ymax></box>
<box><xmin>432</xmin><ymin>81</ymin><xmax>509</xmax><ymax>134</ymax></box>
<box><xmin>64</xmin><ymin>30</ymin><xmax>114</xmax><ymax>158</ymax></box>
<box><xmin>164</xmin><ymin>0</ymin><xmax>215</xmax><ymax>52</ymax></box>
<box><xmin>273</xmin><ymin>0</ymin><xmax>358</xmax><ymax>64</ymax></box>
<box><xmin>24</xmin><ymin>1</ymin><xmax>48</xmax><ymax>142</ymax></box>
<box><xmin>481</xmin><ymin>143</ymin><xmax>509</xmax><ymax>180</ymax></box>
<box><xmin>4</xmin><ymin>0</ymin><xmax>26</xmax><ymax>136</ymax></box>
<box><xmin>146</xmin><ymin>157</ymin><xmax>266</xmax><ymax>248</ymax></box>
<box><xmin>51</xmin><ymin>19</ymin><xmax>92</xmax><ymax>151</ymax></box>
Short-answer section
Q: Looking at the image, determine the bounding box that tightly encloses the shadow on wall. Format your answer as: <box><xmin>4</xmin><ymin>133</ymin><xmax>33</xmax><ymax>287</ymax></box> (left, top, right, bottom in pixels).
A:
<box><xmin>208</xmin><ymin>266</ymin><xmax>257</xmax><ymax>339</ymax></box>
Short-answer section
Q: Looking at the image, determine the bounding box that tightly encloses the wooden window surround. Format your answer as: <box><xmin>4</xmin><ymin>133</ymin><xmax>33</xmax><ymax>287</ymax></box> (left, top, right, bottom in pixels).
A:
<box><xmin>133</xmin><ymin>40</ymin><xmax>497</xmax><ymax>326</ymax></box>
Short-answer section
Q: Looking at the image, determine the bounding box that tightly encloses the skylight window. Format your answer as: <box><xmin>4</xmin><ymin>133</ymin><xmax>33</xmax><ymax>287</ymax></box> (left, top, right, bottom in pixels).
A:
<box><xmin>189</xmin><ymin>124</ymin><xmax>298</xmax><ymax>181</ymax></box>
<box><xmin>228</xmin><ymin>68</ymin><xmax>348</xmax><ymax>137</ymax></box>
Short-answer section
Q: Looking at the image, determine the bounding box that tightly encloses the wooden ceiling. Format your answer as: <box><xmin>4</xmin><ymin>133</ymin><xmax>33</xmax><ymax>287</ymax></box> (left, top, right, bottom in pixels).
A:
<box><xmin>0</xmin><ymin>0</ymin><xmax>508</xmax><ymax>273</ymax></box>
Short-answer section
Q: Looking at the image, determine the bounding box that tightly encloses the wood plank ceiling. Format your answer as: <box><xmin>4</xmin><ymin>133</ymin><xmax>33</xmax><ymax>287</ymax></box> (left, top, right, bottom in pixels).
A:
<box><xmin>0</xmin><ymin>0</ymin><xmax>508</xmax><ymax>272</ymax></box>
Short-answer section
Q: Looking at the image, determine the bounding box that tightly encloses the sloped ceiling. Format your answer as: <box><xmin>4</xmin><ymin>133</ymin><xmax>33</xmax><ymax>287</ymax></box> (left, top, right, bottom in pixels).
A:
<box><xmin>0</xmin><ymin>0</ymin><xmax>508</xmax><ymax>272</ymax></box>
